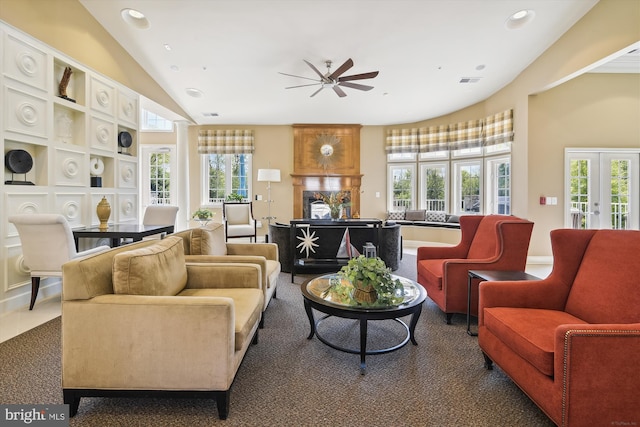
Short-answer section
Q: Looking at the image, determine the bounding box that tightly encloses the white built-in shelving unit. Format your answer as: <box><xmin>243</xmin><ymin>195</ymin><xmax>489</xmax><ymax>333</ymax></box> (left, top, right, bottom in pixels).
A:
<box><xmin>0</xmin><ymin>21</ymin><xmax>140</xmax><ymax>312</ymax></box>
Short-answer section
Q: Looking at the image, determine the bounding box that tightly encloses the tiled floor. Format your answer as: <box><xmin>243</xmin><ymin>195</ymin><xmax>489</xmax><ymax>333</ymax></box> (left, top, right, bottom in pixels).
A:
<box><xmin>0</xmin><ymin>250</ymin><xmax>552</xmax><ymax>344</ymax></box>
<box><xmin>0</xmin><ymin>295</ymin><xmax>62</xmax><ymax>344</ymax></box>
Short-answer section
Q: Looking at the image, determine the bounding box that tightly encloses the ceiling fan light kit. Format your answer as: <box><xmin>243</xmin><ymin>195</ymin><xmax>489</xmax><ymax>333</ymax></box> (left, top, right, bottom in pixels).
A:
<box><xmin>281</xmin><ymin>58</ymin><xmax>379</xmax><ymax>97</ymax></box>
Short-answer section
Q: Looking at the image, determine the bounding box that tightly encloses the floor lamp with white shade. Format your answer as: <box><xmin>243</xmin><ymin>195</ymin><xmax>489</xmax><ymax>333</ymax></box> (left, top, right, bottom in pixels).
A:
<box><xmin>257</xmin><ymin>168</ymin><xmax>281</xmax><ymax>242</ymax></box>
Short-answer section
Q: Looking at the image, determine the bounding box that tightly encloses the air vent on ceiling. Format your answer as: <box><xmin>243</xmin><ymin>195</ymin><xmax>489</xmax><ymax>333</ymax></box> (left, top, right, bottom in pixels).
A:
<box><xmin>203</xmin><ymin>112</ymin><xmax>219</xmax><ymax>117</ymax></box>
<box><xmin>459</xmin><ymin>77</ymin><xmax>482</xmax><ymax>83</ymax></box>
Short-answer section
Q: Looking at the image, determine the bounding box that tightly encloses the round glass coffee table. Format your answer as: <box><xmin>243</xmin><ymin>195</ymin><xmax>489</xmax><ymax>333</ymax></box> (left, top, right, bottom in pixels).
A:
<box><xmin>301</xmin><ymin>273</ymin><xmax>427</xmax><ymax>374</ymax></box>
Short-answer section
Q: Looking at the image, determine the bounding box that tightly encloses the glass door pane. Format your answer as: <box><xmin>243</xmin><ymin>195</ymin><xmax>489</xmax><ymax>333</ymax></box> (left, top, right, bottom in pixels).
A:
<box><xmin>566</xmin><ymin>151</ymin><xmax>639</xmax><ymax>230</ymax></box>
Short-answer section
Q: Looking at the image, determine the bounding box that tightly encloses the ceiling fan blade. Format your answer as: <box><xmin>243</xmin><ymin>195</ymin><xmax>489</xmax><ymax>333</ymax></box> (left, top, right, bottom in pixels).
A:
<box><xmin>304</xmin><ymin>60</ymin><xmax>328</xmax><ymax>81</ymax></box>
<box><xmin>285</xmin><ymin>83</ymin><xmax>322</xmax><ymax>89</ymax></box>
<box><xmin>332</xmin><ymin>85</ymin><xmax>347</xmax><ymax>97</ymax></box>
<box><xmin>338</xmin><ymin>71</ymin><xmax>379</xmax><ymax>82</ymax></box>
<box><xmin>339</xmin><ymin>81</ymin><xmax>374</xmax><ymax>91</ymax></box>
<box><xmin>310</xmin><ymin>87</ymin><xmax>324</xmax><ymax>97</ymax></box>
<box><xmin>328</xmin><ymin>58</ymin><xmax>354</xmax><ymax>80</ymax></box>
<box><xmin>279</xmin><ymin>71</ymin><xmax>321</xmax><ymax>83</ymax></box>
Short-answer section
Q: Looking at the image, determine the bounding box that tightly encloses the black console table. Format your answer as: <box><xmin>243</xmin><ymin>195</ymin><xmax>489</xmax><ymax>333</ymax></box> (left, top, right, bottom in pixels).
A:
<box><xmin>289</xmin><ymin>219</ymin><xmax>382</xmax><ymax>281</ymax></box>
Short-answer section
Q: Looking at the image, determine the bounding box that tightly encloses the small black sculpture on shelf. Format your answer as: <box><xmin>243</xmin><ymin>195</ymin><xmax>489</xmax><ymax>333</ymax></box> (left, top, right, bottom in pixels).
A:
<box><xmin>58</xmin><ymin>66</ymin><xmax>76</xmax><ymax>103</ymax></box>
<box><xmin>5</xmin><ymin>149</ymin><xmax>35</xmax><ymax>185</ymax></box>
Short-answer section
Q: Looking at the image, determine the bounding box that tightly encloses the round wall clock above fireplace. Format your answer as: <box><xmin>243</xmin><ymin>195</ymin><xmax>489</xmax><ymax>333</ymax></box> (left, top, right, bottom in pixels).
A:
<box><xmin>4</xmin><ymin>149</ymin><xmax>35</xmax><ymax>185</ymax></box>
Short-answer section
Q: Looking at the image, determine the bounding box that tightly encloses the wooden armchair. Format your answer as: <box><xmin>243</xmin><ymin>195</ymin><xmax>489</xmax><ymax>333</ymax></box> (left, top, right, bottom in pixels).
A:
<box><xmin>416</xmin><ymin>215</ymin><xmax>533</xmax><ymax>324</ymax></box>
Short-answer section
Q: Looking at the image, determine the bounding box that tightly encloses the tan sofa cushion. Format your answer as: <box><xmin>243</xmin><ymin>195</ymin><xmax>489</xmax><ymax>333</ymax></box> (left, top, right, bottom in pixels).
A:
<box><xmin>190</xmin><ymin>223</ymin><xmax>227</xmax><ymax>256</ymax></box>
<box><xmin>178</xmin><ymin>288</ymin><xmax>263</xmax><ymax>351</ymax></box>
<box><xmin>113</xmin><ymin>236</ymin><xmax>188</xmax><ymax>296</ymax></box>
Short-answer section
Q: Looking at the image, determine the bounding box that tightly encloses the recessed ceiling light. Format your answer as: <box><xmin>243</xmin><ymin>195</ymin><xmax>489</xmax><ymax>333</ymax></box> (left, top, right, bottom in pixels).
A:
<box><xmin>164</xmin><ymin>44</ymin><xmax>172</xmax><ymax>51</ymax></box>
<box><xmin>505</xmin><ymin>9</ymin><xmax>535</xmax><ymax>30</ymax></box>
<box><xmin>170</xmin><ymin>65</ymin><xmax>179</xmax><ymax>72</ymax></box>
<box><xmin>120</xmin><ymin>8</ymin><xmax>150</xmax><ymax>29</ymax></box>
<box><xmin>186</xmin><ymin>88</ymin><xmax>203</xmax><ymax>98</ymax></box>
<box><xmin>476</xmin><ymin>64</ymin><xmax>486</xmax><ymax>71</ymax></box>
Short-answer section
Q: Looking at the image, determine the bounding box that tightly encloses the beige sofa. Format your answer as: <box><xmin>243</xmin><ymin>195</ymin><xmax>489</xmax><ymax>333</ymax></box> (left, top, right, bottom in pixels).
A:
<box><xmin>173</xmin><ymin>223</ymin><xmax>280</xmax><ymax>327</ymax></box>
<box><xmin>61</xmin><ymin>236</ymin><xmax>264</xmax><ymax>420</ymax></box>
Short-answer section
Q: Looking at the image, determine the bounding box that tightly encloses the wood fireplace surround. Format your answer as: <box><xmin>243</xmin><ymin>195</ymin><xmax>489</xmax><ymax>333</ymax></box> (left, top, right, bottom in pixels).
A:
<box><xmin>291</xmin><ymin>124</ymin><xmax>362</xmax><ymax>219</ymax></box>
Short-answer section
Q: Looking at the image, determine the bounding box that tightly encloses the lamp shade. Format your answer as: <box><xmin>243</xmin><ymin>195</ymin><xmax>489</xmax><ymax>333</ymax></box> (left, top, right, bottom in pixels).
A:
<box><xmin>257</xmin><ymin>168</ymin><xmax>281</xmax><ymax>182</ymax></box>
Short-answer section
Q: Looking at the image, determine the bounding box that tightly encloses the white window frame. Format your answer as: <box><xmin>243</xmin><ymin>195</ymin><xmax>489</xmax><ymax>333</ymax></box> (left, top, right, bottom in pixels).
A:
<box><xmin>141</xmin><ymin>145</ymin><xmax>178</xmax><ymax>212</ymax></box>
<box><xmin>386</xmin><ymin>142</ymin><xmax>511</xmax><ymax>216</ymax></box>
<box><xmin>485</xmin><ymin>155</ymin><xmax>511</xmax><ymax>215</ymax></box>
<box><xmin>387</xmin><ymin>152</ymin><xmax>417</xmax><ymax>162</ymax></box>
<box><xmin>387</xmin><ymin>163</ymin><xmax>416</xmax><ymax>211</ymax></box>
<box><xmin>419</xmin><ymin>162</ymin><xmax>449</xmax><ymax>212</ymax></box>
<box><xmin>200</xmin><ymin>154</ymin><xmax>253</xmax><ymax>207</ymax></box>
<box><xmin>452</xmin><ymin>146</ymin><xmax>482</xmax><ymax>158</ymax></box>
<box><xmin>140</xmin><ymin>109</ymin><xmax>174</xmax><ymax>132</ymax></box>
<box><xmin>452</xmin><ymin>159</ymin><xmax>483</xmax><ymax>215</ymax></box>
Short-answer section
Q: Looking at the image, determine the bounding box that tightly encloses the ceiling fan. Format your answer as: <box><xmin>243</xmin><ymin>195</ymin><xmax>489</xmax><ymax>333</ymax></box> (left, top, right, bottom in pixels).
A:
<box><xmin>280</xmin><ymin>58</ymin><xmax>379</xmax><ymax>97</ymax></box>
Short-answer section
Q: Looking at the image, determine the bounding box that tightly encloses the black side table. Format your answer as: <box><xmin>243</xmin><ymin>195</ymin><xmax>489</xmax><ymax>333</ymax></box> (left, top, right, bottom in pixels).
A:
<box><xmin>467</xmin><ymin>270</ymin><xmax>539</xmax><ymax>336</ymax></box>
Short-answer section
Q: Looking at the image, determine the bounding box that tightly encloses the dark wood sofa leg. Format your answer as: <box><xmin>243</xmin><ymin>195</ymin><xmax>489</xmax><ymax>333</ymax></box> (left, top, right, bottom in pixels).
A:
<box><xmin>445</xmin><ymin>312</ymin><xmax>454</xmax><ymax>325</ymax></box>
<box><xmin>216</xmin><ymin>390</ymin><xmax>230</xmax><ymax>420</ymax></box>
<box><xmin>252</xmin><ymin>329</ymin><xmax>259</xmax><ymax>345</ymax></box>
<box><xmin>482</xmin><ymin>352</ymin><xmax>494</xmax><ymax>370</ymax></box>
<box><xmin>259</xmin><ymin>314</ymin><xmax>265</xmax><ymax>329</ymax></box>
<box><xmin>63</xmin><ymin>390</ymin><xmax>81</xmax><ymax>417</ymax></box>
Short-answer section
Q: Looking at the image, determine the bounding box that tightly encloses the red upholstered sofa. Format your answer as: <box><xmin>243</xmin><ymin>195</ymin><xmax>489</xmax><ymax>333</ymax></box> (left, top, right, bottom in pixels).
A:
<box><xmin>479</xmin><ymin>229</ymin><xmax>640</xmax><ymax>426</ymax></box>
<box><xmin>416</xmin><ymin>215</ymin><xmax>534</xmax><ymax>324</ymax></box>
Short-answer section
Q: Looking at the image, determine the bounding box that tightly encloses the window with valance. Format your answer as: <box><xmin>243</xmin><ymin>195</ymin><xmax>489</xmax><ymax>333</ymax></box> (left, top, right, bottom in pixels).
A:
<box><xmin>197</xmin><ymin>129</ymin><xmax>255</xmax><ymax>154</ymax></box>
<box><xmin>385</xmin><ymin>109</ymin><xmax>513</xmax><ymax>154</ymax></box>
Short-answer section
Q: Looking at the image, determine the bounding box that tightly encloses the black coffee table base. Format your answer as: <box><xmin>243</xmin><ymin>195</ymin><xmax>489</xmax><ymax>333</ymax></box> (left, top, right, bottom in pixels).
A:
<box><xmin>303</xmin><ymin>299</ymin><xmax>423</xmax><ymax>374</ymax></box>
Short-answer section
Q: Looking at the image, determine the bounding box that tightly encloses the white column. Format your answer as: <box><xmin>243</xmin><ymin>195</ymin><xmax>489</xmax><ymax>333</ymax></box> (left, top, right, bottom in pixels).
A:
<box><xmin>175</xmin><ymin>121</ymin><xmax>190</xmax><ymax>231</ymax></box>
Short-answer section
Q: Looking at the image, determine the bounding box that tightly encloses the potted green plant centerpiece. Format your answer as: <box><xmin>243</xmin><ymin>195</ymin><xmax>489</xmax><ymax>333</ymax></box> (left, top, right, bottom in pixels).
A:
<box><xmin>338</xmin><ymin>256</ymin><xmax>404</xmax><ymax>305</ymax></box>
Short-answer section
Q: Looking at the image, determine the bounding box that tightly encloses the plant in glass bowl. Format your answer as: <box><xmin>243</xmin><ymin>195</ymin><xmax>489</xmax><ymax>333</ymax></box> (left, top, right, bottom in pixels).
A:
<box><xmin>338</xmin><ymin>255</ymin><xmax>404</xmax><ymax>305</ymax></box>
<box><xmin>192</xmin><ymin>208</ymin><xmax>214</xmax><ymax>225</ymax></box>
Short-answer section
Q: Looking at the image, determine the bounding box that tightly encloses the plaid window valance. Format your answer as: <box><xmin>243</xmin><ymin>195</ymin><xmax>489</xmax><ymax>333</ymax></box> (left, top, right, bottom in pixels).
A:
<box><xmin>384</xmin><ymin>128</ymin><xmax>420</xmax><ymax>154</ymax></box>
<box><xmin>385</xmin><ymin>109</ymin><xmax>513</xmax><ymax>154</ymax></box>
<box><xmin>448</xmin><ymin>119</ymin><xmax>483</xmax><ymax>151</ymax></box>
<box><xmin>197</xmin><ymin>129</ymin><xmax>255</xmax><ymax>154</ymax></box>
<box><xmin>418</xmin><ymin>125</ymin><xmax>449</xmax><ymax>153</ymax></box>
<box><xmin>483</xmin><ymin>109</ymin><xmax>514</xmax><ymax>146</ymax></box>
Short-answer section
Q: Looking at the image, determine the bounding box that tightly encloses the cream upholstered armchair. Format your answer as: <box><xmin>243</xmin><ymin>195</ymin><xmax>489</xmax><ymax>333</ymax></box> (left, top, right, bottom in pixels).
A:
<box><xmin>223</xmin><ymin>202</ymin><xmax>256</xmax><ymax>242</ymax></box>
<box><xmin>61</xmin><ymin>236</ymin><xmax>264</xmax><ymax>419</ymax></box>
<box><xmin>173</xmin><ymin>223</ymin><xmax>280</xmax><ymax>327</ymax></box>
<box><xmin>8</xmin><ymin>214</ymin><xmax>110</xmax><ymax>310</ymax></box>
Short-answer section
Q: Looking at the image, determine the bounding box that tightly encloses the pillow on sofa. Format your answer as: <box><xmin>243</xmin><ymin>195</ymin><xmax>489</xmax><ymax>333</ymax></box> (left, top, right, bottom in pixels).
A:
<box><xmin>387</xmin><ymin>211</ymin><xmax>405</xmax><ymax>221</ymax></box>
<box><xmin>190</xmin><ymin>223</ymin><xmax>227</xmax><ymax>256</ymax></box>
<box><xmin>113</xmin><ymin>236</ymin><xmax>188</xmax><ymax>296</ymax></box>
<box><xmin>426</xmin><ymin>211</ymin><xmax>447</xmax><ymax>222</ymax></box>
<box><xmin>405</xmin><ymin>210</ymin><xmax>426</xmax><ymax>221</ymax></box>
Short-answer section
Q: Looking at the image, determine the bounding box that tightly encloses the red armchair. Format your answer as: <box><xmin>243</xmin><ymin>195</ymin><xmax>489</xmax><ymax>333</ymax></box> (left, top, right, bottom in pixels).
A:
<box><xmin>478</xmin><ymin>229</ymin><xmax>640</xmax><ymax>426</ymax></box>
<box><xmin>416</xmin><ymin>215</ymin><xmax>534</xmax><ymax>324</ymax></box>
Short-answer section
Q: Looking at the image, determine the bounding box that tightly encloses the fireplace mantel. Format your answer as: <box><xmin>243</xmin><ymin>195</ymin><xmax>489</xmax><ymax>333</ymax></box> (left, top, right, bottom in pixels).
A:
<box><xmin>291</xmin><ymin>124</ymin><xmax>362</xmax><ymax>219</ymax></box>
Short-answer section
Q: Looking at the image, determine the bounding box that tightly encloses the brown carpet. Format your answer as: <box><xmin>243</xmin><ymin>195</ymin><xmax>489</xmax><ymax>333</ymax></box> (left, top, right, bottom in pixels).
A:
<box><xmin>0</xmin><ymin>255</ymin><xmax>554</xmax><ymax>426</ymax></box>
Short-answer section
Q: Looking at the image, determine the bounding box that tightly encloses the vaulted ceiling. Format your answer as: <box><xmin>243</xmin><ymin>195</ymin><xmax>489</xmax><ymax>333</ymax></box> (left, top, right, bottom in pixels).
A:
<box><xmin>79</xmin><ymin>0</ymin><xmax>601</xmax><ymax>125</ymax></box>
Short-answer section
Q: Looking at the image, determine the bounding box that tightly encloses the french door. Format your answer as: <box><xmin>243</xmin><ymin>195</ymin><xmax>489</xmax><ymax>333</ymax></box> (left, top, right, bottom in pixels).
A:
<box><xmin>140</xmin><ymin>146</ymin><xmax>178</xmax><ymax>215</ymax></box>
<box><xmin>565</xmin><ymin>150</ymin><xmax>639</xmax><ymax>230</ymax></box>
